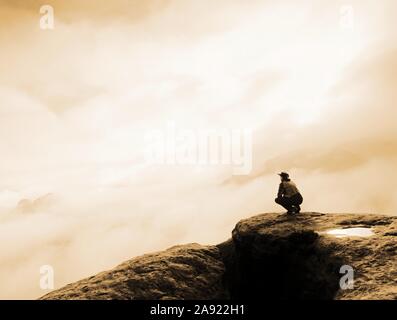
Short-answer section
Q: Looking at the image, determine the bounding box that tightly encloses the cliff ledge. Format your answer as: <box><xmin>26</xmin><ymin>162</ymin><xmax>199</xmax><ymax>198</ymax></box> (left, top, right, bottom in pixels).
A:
<box><xmin>41</xmin><ymin>212</ymin><xmax>397</xmax><ymax>300</ymax></box>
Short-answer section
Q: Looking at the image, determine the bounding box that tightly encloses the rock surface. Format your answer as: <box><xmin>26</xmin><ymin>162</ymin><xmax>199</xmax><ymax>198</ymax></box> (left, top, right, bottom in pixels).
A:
<box><xmin>41</xmin><ymin>212</ymin><xmax>397</xmax><ymax>300</ymax></box>
<box><xmin>227</xmin><ymin>212</ymin><xmax>397</xmax><ymax>300</ymax></box>
<box><xmin>40</xmin><ymin>244</ymin><xmax>228</xmax><ymax>300</ymax></box>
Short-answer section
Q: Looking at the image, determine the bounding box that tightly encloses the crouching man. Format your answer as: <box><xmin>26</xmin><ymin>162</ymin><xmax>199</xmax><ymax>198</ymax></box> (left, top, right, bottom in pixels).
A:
<box><xmin>275</xmin><ymin>172</ymin><xmax>303</xmax><ymax>214</ymax></box>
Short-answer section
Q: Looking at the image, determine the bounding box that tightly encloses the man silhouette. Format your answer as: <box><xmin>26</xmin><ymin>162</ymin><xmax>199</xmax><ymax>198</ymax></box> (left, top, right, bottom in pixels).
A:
<box><xmin>275</xmin><ymin>172</ymin><xmax>303</xmax><ymax>214</ymax></box>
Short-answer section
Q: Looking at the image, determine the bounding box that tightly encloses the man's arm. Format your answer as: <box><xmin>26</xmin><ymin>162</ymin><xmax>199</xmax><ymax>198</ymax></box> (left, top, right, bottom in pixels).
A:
<box><xmin>277</xmin><ymin>183</ymin><xmax>284</xmax><ymax>198</ymax></box>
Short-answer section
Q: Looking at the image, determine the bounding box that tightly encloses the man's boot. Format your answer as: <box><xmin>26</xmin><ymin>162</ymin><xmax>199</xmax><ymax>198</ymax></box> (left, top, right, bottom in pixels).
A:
<box><xmin>287</xmin><ymin>207</ymin><xmax>295</xmax><ymax>214</ymax></box>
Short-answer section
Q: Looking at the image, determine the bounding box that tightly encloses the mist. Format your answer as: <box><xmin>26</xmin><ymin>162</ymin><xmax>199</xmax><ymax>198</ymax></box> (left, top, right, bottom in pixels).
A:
<box><xmin>0</xmin><ymin>0</ymin><xmax>396</xmax><ymax>299</ymax></box>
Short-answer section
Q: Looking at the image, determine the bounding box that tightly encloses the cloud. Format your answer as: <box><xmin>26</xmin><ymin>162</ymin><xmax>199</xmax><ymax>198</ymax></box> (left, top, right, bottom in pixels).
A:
<box><xmin>0</xmin><ymin>0</ymin><xmax>397</xmax><ymax>299</ymax></box>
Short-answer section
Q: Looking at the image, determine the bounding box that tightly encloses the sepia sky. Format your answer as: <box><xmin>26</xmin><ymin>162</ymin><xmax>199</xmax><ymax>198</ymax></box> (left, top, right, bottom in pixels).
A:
<box><xmin>0</xmin><ymin>0</ymin><xmax>396</xmax><ymax>299</ymax></box>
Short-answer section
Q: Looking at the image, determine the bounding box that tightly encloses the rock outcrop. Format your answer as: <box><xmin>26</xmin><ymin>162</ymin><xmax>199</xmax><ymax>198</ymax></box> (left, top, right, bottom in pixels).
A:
<box><xmin>41</xmin><ymin>212</ymin><xmax>397</xmax><ymax>300</ymax></box>
<box><xmin>40</xmin><ymin>244</ymin><xmax>228</xmax><ymax>300</ymax></box>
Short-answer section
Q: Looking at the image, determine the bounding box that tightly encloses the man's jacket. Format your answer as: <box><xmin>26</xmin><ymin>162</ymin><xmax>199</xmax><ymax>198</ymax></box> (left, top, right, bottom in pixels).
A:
<box><xmin>278</xmin><ymin>180</ymin><xmax>300</xmax><ymax>198</ymax></box>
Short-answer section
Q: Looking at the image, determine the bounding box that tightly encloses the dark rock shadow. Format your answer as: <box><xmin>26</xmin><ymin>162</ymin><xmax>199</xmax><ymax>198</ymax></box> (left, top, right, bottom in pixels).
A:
<box><xmin>218</xmin><ymin>230</ymin><xmax>343</xmax><ymax>300</ymax></box>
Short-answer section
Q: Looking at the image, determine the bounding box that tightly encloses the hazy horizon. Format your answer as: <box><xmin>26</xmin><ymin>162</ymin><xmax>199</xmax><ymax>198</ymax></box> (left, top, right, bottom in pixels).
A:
<box><xmin>0</xmin><ymin>0</ymin><xmax>396</xmax><ymax>299</ymax></box>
